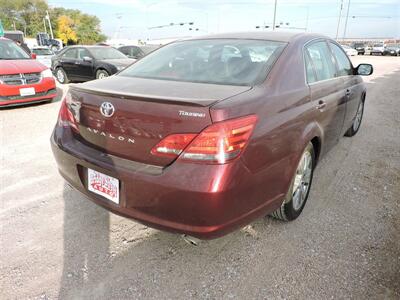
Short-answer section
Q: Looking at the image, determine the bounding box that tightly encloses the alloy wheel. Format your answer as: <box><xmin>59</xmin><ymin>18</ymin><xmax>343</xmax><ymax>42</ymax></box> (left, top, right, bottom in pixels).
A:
<box><xmin>56</xmin><ymin>69</ymin><xmax>65</xmax><ymax>83</ymax></box>
<box><xmin>353</xmin><ymin>101</ymin><xmax>364</xmax><ymax>132</ymax></box>
<box><xmin>292</xmin><ymin>149</ymin><xmax>313</xmax><ymax>211</ymax></box>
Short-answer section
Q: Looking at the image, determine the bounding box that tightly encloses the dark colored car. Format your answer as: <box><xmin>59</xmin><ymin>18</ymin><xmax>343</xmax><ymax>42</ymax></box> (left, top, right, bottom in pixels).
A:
<box><xmin>351</xmin><ymin>42</ymin><xmax>365</xmax><ymax>55</ymax></box>
<box><xmin>118</xmin><ymin>45</ymin><xmax>160</xmax><ymax>59</ymax></box>
<box><xmin>386</xmin><ymin>45</ymin><xmax>399</xmax><ymax>56</ymax></box>
<box><xmin>51</xmin><ymin>32</ymin><xmax>373</xmax><ymax>239</ymax></box>
<box><xmin>51</xmin><ymin>45</ymin><xmax>135</xmax><ymax>84</ymax></box>
<box><xmin>0</xmin><ymin>37</ymin><xmax>56</xmax><ymax>107</ymax></box>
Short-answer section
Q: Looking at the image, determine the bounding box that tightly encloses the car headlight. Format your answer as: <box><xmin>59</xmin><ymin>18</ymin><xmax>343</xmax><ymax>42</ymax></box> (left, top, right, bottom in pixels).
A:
<box><xmin>41</xmin><ymin>69</ymin><xmax>53</xmax><ymax>78</ymax></box>
<box><xmin>116</xmin><ymin>66</ymin><xmax>125</xmax><ymax>71</ymax></box>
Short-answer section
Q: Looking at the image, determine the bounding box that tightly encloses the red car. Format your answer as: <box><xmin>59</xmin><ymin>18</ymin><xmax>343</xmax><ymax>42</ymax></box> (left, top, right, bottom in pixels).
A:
<box><xmin>51</xmin><ymin>32</ymin><xmax>372</xmax><ymax>239</ymax></box>
<box><xmin>0</xmin><ymin>37</ymin><xmax>57</xmax><ymax>107</ymax></box>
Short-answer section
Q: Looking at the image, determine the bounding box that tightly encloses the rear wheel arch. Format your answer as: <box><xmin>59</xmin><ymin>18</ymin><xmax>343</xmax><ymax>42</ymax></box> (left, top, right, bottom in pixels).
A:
<box><xmin>310</xmin><ymin>136</ymin><xmax>321</xmax><ymax>166</ymax></box>
<box><xmin>300</xmin><ymin>122</ymin><xmax>323</xmax><ymax>166</ymax></box>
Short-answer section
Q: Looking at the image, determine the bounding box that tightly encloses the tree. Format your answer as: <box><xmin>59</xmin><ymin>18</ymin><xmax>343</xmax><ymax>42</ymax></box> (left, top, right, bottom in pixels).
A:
<box><xmin>57</xmin><ymin>15</ymin><xmax>77</xmax><ymax>44</ymax></box>
<box><xmin>0</xmin><ymin>0</ymin><xmax>106</xmax><ymax>44</ymax></box>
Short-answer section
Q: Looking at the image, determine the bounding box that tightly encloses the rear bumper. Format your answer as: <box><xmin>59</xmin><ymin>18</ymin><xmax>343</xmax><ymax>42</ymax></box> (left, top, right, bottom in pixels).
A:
<box><xmin>51</xmin><ymin>126</ymin><xmax>284</xmax><ymax>239</ymax></box>
<box><xmin>0</xmin><ymin>78</ymin><xmax>57</xmax><ymax>107</ymax></box>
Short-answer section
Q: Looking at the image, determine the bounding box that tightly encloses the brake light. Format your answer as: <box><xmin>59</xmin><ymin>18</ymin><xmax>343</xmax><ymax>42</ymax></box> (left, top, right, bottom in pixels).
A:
<box><xmin>57</xmin><ymin>92</ymin><xmax>78</xmax><ymax>131</ymax></box>
<box><xmin>151</xmin><ymin>115</ymin><xmax>257</xmax><ymax>164</ymax></box>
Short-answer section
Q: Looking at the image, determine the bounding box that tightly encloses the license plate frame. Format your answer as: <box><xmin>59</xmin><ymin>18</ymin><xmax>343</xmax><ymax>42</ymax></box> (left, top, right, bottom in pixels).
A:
<box><xmin>19</xmin><ymin>87</ymin><xmax>35</xmax><ymax>97</ymax></box>
<box><xmin>87</xmin><ymin>168</ymin><xmax>119</xmax><ymax>204</ymax></box>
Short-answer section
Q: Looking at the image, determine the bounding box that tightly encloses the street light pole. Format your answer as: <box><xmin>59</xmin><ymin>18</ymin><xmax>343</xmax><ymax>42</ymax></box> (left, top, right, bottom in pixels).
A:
<box><xmin>342</xmin><ymin>0</ymin><xmax>351</xmax><ymax>40</ymax></box>
<box><xmin>335</xmin><ymin>0</ymin><xmax>343</xmax><ymax>40</ymax></box>
<box><xmin>46</xmin><ymin>11</ymin><xmax>54</xmax><ymax>39</ymax></box>
<box><xmin>272</xmin><ymin>0</ymin><xmax>277</xmax><ymax>30</ymax></box>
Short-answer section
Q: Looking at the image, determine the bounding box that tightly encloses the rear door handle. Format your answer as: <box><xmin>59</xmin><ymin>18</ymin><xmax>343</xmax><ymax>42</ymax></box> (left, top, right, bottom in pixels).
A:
<box><xmin>316</xmin><ymin>100</ymin><xmax>326</xmax><ymax>110</ymax></box>
<box><xmin>345</xmin><ymin>89</ymin><xmax>351</xmax><ymax>97</ymax></box>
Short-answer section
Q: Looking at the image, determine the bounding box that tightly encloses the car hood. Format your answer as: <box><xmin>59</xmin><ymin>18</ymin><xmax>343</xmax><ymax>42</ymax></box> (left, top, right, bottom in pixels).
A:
<box><xmin>73</xmin><ymin>75</ymin><xmax>252</xmax><ymax>107</ymax></box>
<box><xmin>98</xmin><ymin>58</ymin><xmax>135</xmax><ymax>67</ymax></box>
<box><xmin>0</xmin><ymin>59</ymin><xmax>47</xmax><ymax>75</ymax></box>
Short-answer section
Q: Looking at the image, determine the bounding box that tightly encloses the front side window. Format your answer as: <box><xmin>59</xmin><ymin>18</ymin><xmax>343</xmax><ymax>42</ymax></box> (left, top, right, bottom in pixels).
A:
<box><xmin>62</xmin><ymin>49</ymin><xmax>77</xmax><ymax>59</ymax></box>
<box><xmin>306</xmin><ymin>41</ymin><xmax>336</xmax><ymax>82</ymax></box>
<box><xmin>77</xmin><ymin>48</ymin><xmax>91</xmax><ymax>60</ymax></box>
<box><xmin>330</xmin><ymin>43</ymin><xmax>352</xmax><ymax>76</ymax></box>
<box><xmin>119</xmin><ymin>39</ymin><xmax>286</xmax><ymax>86</ymax></box>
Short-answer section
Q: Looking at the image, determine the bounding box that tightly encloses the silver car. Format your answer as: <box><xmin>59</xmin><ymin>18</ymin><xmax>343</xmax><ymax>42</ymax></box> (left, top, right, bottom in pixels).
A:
<box><xmin>32</xmin><ymin>47</ymin><xmax>54</xmax><ymax>68</ymax></box>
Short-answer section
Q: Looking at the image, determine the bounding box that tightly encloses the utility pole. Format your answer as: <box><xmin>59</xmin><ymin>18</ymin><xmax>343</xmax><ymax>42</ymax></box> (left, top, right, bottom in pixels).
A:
<box><xmin>335</xmin><ymin>0</ymin><xmax>343</xmax><ymax>40</ymax></box>
<box><xmin>43</xmin><ymin>18</ymin><xmax>47</xmax><ymax>34</ymax></box>
<box><xmin>272</xmin><ymin>0</ymin><xmax>278</xmax><ymax>30</ymax></box>
<box><xmin>342</xmin><ymin>0</ymin><xmax>351</xmax><ymax>40</ymax></box>
<box><xmin>46</xmin><ymin>11</ymin><xmax>54</xmax><ymax>39</ymax></box>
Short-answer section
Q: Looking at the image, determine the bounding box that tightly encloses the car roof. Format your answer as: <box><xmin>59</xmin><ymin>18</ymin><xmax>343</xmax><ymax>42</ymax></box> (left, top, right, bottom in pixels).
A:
<box><xmin>185</xmin><ymin>31</ymin><xmax>326</xmax><ymax>43</ymax></box>
<box><xmin>66</xmin><ymin>45</ymin><xmax>113</xmax><ymax>49</ymax></box>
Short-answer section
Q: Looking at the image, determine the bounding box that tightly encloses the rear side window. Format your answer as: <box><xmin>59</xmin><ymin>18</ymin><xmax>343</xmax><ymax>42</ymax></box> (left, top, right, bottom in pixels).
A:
<box><xmin>305</xmin><ymin>41</ymin><xmax>336</xmax><ymax>82</ymax></box>
<box><xmin>329</xmin><ymin>43</ymin><xmax>352</xmax><ymax>76</ymax></box>
<box><xmin>304</xmin><ymin>52</ymin><xmax>317</xmax><ymax>83</ymax></box>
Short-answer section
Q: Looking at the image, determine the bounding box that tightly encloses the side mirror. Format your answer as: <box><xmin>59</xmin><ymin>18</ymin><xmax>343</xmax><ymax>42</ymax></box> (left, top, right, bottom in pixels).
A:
<box><xmin>356</xmin><ymin>63</ymin><xmax>373</xmax><ymax>76</ymax></box>
<box><xmin>31</xmin><ymin>53</ymin><xmax>37</xmax><ymax>59</ymax></box>
<box><xmin>83</xmin><ymin>56</ymin><xmax>93</xmax><ymax>62</ymax></box>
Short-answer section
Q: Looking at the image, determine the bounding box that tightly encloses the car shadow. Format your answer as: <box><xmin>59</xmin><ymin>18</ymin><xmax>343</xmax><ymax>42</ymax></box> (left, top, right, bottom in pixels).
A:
<box><xmin>58</xmin><ymin>182</ymin><xmax>275</xmax><ymax>299</ymax></box>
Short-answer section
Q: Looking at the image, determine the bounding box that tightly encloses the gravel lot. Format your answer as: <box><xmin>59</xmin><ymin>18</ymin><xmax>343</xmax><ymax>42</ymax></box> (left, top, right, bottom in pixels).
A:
<box><xmin>1</xmin><ymin>55</ymin><xmax>399</xmax><ymax>299</ymax></box>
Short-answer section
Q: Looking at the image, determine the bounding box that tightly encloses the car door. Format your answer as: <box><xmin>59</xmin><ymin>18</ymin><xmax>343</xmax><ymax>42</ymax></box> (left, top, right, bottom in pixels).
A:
<box><xmin>60</xmin><ymin>48</ymin><xmax>78</xmax><ymax>80</ymax></box>
<box><xmin>75</xmin><ymin>48</ymin><xmax>94</xmax><ymax>80</ymax></box>
<box><xmin>328</xmin><ymin>42</ymin><xmax>362</xmax><ymax>133</ymax></box>
<box><xmin>305</xmin><ymin>40</ymin><xmax>346</xmax><ymax>154</ymax></box>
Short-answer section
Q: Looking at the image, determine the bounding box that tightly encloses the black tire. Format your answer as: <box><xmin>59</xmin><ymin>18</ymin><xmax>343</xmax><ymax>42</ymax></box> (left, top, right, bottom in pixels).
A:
<box><xmin>55</xmin><ymin>67</ymin><xmax>69</xmax><ymax>84</ymax></box>
<box><xmin>345</xmin><ymin>99</ymin><xmax>365</xmax><ymax>137</ymax></box>
<box><xmin>96</xmin><ymin>69</ymin><xmax>110</xmax><ymax>79</ymax></box>
<box><xmin>271</xmin><ymin>142</ymin><xmax>315</xmax><ymax>221</ymax></box>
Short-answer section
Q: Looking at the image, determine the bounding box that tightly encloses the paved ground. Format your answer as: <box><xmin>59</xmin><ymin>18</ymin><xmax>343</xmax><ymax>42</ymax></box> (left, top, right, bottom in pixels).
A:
<box><xmin>1</xmin><ymin>56</ymin><xmax>399</xmax><ymax>299</ymax></box>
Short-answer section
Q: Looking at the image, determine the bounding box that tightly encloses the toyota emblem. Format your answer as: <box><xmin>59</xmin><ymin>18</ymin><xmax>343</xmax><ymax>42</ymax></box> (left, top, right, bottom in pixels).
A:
<box><xmin>100</xmin><ymin>102</ymin><xmax>115</xmax><ymax>117</ymax></box>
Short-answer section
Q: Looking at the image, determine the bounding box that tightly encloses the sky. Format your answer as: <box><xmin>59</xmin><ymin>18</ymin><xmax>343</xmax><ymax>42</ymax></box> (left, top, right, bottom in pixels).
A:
<box><xmin>47</xmin><ymin>0</ymin><xmax>400</xmax><ymax>41</ymax></box>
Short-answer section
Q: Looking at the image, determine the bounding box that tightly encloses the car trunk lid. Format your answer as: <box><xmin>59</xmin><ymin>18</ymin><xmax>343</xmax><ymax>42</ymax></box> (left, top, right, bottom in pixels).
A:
<box><xmin>67</xmin><ymin>76</ymin><xmax>251</xmax><ymax>167</ymax></box>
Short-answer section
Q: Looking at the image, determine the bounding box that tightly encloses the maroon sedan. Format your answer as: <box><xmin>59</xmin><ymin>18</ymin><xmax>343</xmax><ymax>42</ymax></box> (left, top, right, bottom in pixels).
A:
<box><xmin>51</xmin><ymin>32</ymin><xmax>372</xmax><ymax>239</ymax></box>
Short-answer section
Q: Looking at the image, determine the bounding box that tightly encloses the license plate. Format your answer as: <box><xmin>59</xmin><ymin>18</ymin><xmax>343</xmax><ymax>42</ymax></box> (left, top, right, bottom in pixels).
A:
<box><xmin>88</xmin><ymin>168</ymin><xmax>119</xmax><ymax>204</ymax></box>
<box><xmin>19</xmin><ymin>87</ymin><xmax>35</xmax><ymax>97</ymax></box>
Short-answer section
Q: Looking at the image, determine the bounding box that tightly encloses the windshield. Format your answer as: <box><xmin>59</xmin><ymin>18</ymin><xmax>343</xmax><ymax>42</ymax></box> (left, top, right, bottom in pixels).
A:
<box><xmin>119</xmin><ymin>39</ymin><xmax>286</xmax><ymax>86</ymax></box>
<box><xmin>89</xmin><ymin>47</ymin><xmax>127</xmax><ymax>60</ymax></box>
<box><xmin>0</xmin><ymin>40</ymin><xmax>30</xmax><ymax>60</ymax></box>
<box><xmin>32</xmin><ymin>48</ymin><xmax>53</xmax><ymax>55</ymax></box>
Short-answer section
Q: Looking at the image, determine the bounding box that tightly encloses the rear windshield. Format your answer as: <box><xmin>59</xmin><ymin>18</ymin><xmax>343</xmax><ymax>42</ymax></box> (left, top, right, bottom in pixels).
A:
<box><xmin>118</xmin><ymin>39</ymin><xmax>286</xmax><ymax>86</ymax></box>
<box><xmin>33</xmin><ymin>48</ymin><xmax>53</xmax><ymax>55</ymax></box>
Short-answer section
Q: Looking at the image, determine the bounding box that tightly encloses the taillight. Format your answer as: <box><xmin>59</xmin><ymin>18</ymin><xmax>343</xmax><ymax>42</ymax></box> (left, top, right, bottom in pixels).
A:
<box><xmin>151</xmin><ymin>133</ymin><xmax>197</xmax><ymax>157</ymax></box>
<box><xmin>151</xmin><ymin>115</ymin><xmax>257</xmax><ymax>164</ymax></box>
<box><xmin>57</xmin><ymin>92</ymin><xmax>78</xmax><ymax>131</ymax></box>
